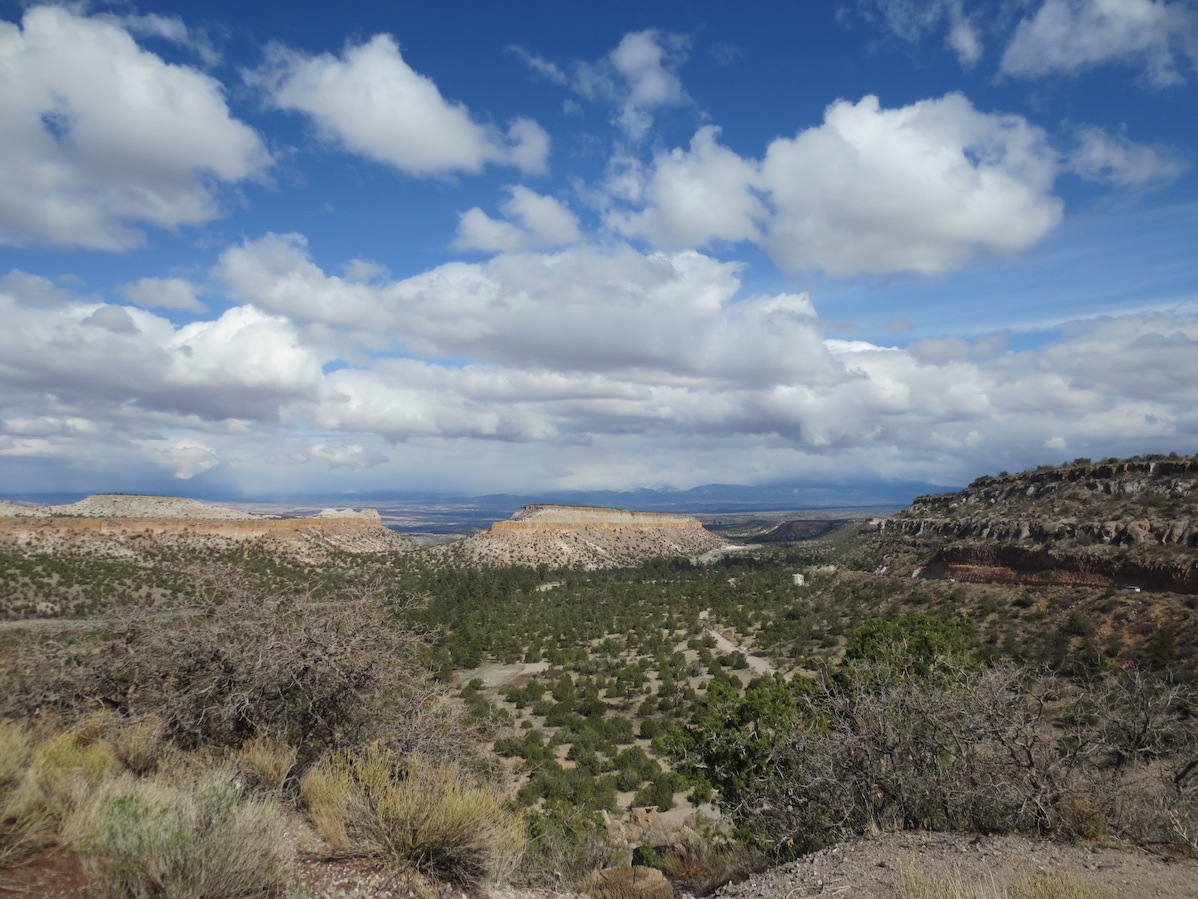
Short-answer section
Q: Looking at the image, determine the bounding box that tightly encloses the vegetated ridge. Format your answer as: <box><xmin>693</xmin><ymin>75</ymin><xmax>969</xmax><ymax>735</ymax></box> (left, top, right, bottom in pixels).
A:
<box><xmin>878</xmin><ymin>456</ymin><xmax>1198</xmax><ymax>592</ymax></box>
<box><xmin>0</xmin><ymin>493</ymin><xmax>413</xmax><ymax>562</ymax></box>
<box><xmin>432</xmin><ymin>503</ymin><xmax>733</xmax><ymax>569</ymax></box>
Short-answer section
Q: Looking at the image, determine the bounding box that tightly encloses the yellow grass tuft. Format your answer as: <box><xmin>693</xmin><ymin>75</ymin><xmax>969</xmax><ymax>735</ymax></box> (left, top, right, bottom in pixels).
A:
<box><xmin>302</xmin><ymin>743</ymin><xmax>525</xmax><ymax>886</ymax></box>
<box><xmin>240</xmin><ymin>737</ymin><xmax>298</xmax><ymax>791</ymax></box>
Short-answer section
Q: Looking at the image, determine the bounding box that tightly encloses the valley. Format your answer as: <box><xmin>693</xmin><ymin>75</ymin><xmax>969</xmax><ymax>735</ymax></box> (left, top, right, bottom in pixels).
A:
<box><xmin>1</xmin><ymin>457</ymin><xmax>1197</xmax><ymax>898</ymax></box>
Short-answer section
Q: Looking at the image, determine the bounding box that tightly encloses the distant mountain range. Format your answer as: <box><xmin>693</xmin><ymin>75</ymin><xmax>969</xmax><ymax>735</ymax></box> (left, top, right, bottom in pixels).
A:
<box><xmin>282</xmin><ymin>479</ymin><xmax>948</xmax><ymax>514</ymax></box>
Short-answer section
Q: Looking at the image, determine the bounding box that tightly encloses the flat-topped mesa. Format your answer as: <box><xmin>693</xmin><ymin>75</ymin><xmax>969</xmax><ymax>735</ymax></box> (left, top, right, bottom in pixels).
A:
<box><xmin>315</xmin><ymin>507</ymin><xmax>382</xmax><ymax>520</ymax></box>
<box><xmin>44</xmin><ymin>494</ymin><xmax>267</xmax><ymax>520</ymax></box>
<box><xmin>0</xmin><ymin>494</ymin><xmax>412</xmax><ymax>560</ymax></box>
<box><xmin>495</xmin><ymin>504</ymin><xmax>704</xmax><ymax>531</ymax></box>
<box><xmin>444</xmin><ymin>503</ymin><xmax>731</xmax><ymax>570</ymax></box>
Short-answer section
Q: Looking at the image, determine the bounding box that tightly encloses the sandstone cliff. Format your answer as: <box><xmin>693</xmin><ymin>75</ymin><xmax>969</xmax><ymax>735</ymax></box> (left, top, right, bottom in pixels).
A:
<box><xmin>878</xmin><ymin>457</ymin><xmax>1198</xmax><ymax>591</ymax></box>
<box><xmin>436</xmin><ymin>503</ymin><xmax>733</xmax><ymax>569</ymax></box>
<box><xmin>0</xmin><ymin>494</ymin><xmax>411</xmax><ymax>562</ymax></box>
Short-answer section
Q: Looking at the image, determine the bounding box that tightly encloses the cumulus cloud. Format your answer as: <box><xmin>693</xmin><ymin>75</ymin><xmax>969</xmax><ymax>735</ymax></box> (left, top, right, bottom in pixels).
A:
<box><xmin>255</xmin><ymin>33</ymin><xmax>549</xmax><ymax>176</ymax></box>
<box><xmin>216</xmin><ymin>233</ymin><xmax>391</xmax><ymax>331</ymax></box>
<box><xmin>0</xmin><ymin>293</ymin><xmax>324</xmax><ymax>425</ymax></box>
<box><xmin>607</xmin><ymin>30</ymin><xmax>692</xmax><ymax>139</ymax></box>
<box><xmin>607</xmin><ymin>126</ymin><xmax>766</xmax><ymax>248</ymax></box>
<box><xmin>1001</xmin><ymin>0</ymin><xmax>1197</xmax><ymax>85</ymax></box>
<box><xmin>217</xmin><ymin>233</ymin><xmax>834</xmax><ymax>382</ymax></box>
<box><xmin>121</xmin><ymin>278</ymin><xmax>206</xmax><ymax>311</ymax></box>
<box><xmin>760</xmin><ymin>93</ymin><xmax>1062</xmax><ymax>275</ymax></box>
<box><xmin>604</xmin><ymin>92</ymin><xmax>1184</xmax><ymax>274</ymax></box>
<box><xmin>0</xmin><ymin>5</ymin><xmax>269</xmax><ymax>250</ymax></box>
<box><xmin>4</xmin><ymin>232</ymin><xmax>1198</xmax><ymax>491</ymax></box>
<box><xmin>454</xmin><ymin>186</ymin><xmax>583</xmax><ymax>251</ymax></box>
<box><xmin>514</xmin><ymin>29</ymin><xmax>691</xmax><ymax>140</ymax></box>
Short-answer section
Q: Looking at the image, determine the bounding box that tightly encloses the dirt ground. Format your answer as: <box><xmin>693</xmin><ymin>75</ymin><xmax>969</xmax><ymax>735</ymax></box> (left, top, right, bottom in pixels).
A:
<box><xmin>708</xmin><ymin>830</ymin><xmax>1198</xmax><ymax>899</ymax></box>
<box><xmin>5</xmin><ymin>830</ymin><xmax>1197</xmax><ymax>899</ymax></box>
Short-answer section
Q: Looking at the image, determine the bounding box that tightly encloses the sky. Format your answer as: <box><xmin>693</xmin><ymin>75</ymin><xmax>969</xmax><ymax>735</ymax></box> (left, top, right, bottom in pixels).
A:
<box><xmin>1</xmin><ymin>0</ymin><xmax>1196</xmax><ymax>499</ymax></box>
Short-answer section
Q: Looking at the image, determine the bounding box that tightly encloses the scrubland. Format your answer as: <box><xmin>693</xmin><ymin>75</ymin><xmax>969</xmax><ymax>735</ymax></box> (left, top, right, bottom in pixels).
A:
<box><xmin>1</xmin><ymin>495</ymin><xmax>1197</xmax><ymax>897</ymax></box>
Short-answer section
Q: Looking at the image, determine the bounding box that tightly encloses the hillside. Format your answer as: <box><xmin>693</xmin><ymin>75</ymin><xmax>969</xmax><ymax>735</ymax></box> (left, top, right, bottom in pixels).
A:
<box><xmin>877</xmin><ymin>456</ymin><xmax>1198</xmax><ymax>592</ymax></box>
<box><xmin>432</xmin><ymin>503</ymin><xmax>735</xmax><ymax>569</ymax></box>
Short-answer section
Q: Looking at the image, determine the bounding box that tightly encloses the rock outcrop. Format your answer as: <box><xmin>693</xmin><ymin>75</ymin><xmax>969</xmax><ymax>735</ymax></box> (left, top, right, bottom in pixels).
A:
<box><xmin>878</xmin><ymin>456</ymin><xmax>1198</xmax><ymax>592</ymax></box>
<box><xmin>437</xmin><ymin>504</ymin><xmax>733</xmax><ymax>569</ymax></box>
<box><xmin>0</xmin><ymin>494</ymin><xmax>412</xmax><ymax>561</ymax></box>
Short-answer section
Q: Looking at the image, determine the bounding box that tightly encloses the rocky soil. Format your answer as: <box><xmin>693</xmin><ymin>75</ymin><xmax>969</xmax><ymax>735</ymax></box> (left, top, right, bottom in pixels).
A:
<box><xmin>709</xmin><ymin>830</ymin><xmax>1198</xmax><ymax>899</ymax></box>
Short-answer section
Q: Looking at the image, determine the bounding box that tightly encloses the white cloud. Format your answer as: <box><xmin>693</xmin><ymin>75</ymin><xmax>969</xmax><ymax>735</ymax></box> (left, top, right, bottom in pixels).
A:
<box><xmin>760</xmin><ymin>93</ymin><xmax>1062</xmax><ymax>275</ymax></box>
<box><xmin>506</xmin><ymin>45</ymin><xmax>569</xmax><ymax>84</ymax></box>
<box><xmin>946</xmin><ymin>11</ymin><xmax>984</xmax><ymax>65</ymax></box>
<box><xmin>0</xmin><ymin>293</ymin><xmax>324</xmax><ymax>425</ymax></box>
<box><xmin>256</xmin><ymin>34</ymin><xmax>549</xmax><ymax>176</ymax></box>
<box><xmin>856</xmin><ymin>0</ymin><xmax>985</xmax><ymax>66</ymax></box>
<box><xmin>4</xmin><ymin>237</ymin><xmax>1198</xmax><ymax>492</ymax></box>
<box><xmin>216</xmin><ymin>233</ymin><xmax>392</xmax><ymax>331</ymax></box>
<box><xmin>608</xmin><ymin>30</ymin><xmax>692</xmax><ymax>139</ymax></box>
<box><xmin>146</xmin><ymin>439</ymin><xmax>220</xmax><ymax>479</ymax></box>
<box><xmin>1001</xmin><ymin>0</ymin><xmax>1197</xmax><ymax>85</ymax></box>
<box><xmin>107</xmin><ymin>11</ymin><xmax>220</xmax><ymax>67</ymax></box>
<box><xmin>342</xmin><ymin>259</ymin><xmax>388</xmax><ymax>283</ymax></box>
<box><xmin>0</xmin><ymin>270</ymin><xmax>85</xmax><ymax>308</ymax></box>
<box><xmin>305</xmin><ymin>443</ymin><xmax>388</xmax><ymax>471</ymax></box>
<box><xmin>603</xmin><ymin>94</ymin><xmax>1080</xmax><ymax>275</ymax></box>
<box><xmin>454</xmin><ymin>186</ymin><xmax>582</xmax><ymax>252</ymax></box>
<box><xmin>1067</xmin><ymin>126</ymin><xmax>1188</xmax><ymax>186</ymax></box>
<box><xmin>607</xmin><ymin>126</ymin><xmax>766</xmax><ymax>248</ymax></box>
<box><xmin>0</xmin><ymin>5</ymin><xmax>269</xmax><ymax>250</ymax></box>
<box><xmin>217</xmin><ymin>234</ymin><xmax>834</xmax><ymax>383</ymax></box>
<box><xmin>517</xmin><ymin>29</ymin><xmax>691</xmax><ymax>140</ymax></box>
<box><xmin>121</xmin><ymin>277</ymin><xmax>206</xmax><ymax>311</ymax></box>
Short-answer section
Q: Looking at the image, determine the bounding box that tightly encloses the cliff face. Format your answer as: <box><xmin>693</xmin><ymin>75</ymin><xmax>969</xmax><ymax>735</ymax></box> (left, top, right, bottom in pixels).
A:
<box><xmin>878</xmin><ymin>457</ymin><xmax>1198</xmax><ymax>592</ymax></box>
<box><xmin>0</xmin><ymin>494</ymin><xmax>411</xmax><ymax>561</ymax></box>
<box><xmin>439</xmin><ymin>504</ymin><xmax>731</xmax><ymax>569</ymax></box>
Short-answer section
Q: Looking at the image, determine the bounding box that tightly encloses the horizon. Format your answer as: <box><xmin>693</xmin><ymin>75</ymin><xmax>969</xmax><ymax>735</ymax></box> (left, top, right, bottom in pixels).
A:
<box><xmin>1</xmin><ymin>1</ymin><xmax>1196</xmax><ymax>496</ymax></box>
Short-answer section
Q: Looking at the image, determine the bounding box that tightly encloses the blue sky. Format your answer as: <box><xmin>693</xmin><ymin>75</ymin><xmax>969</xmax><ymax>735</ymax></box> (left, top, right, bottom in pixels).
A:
<box><xmin>1</xmin><ymin>0</ymin><xmax>1196</xmax><ymax>498</ymax></box>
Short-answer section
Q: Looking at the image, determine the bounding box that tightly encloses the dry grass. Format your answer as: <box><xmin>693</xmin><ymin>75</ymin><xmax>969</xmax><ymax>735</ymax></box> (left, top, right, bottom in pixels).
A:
<box><xmin>0</xmin><ymin>720</ymin><xmax>54</xmax><ymax>868</ymax></box>
<box><xmin>112</xmin><ymin>717</ymin><xmax>165</xmax><ymax>776</ymax></box>
<box><xmin>302</xmin><ymin>743</ymin><xmax>524</xmax><ymax>886</ymax></box>
<box><xmin>70</xmin><ymin>770</ymin><xmax>291</xmax><ymax>899</ymax></box>
<box><xmin>239</xmin><ymin>737</ymin><xmax>297</xmax><ymax>792</ymax></box>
